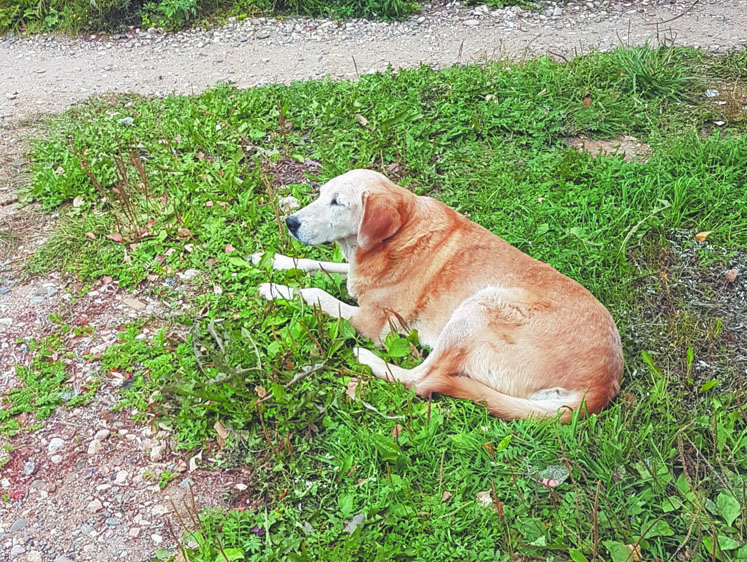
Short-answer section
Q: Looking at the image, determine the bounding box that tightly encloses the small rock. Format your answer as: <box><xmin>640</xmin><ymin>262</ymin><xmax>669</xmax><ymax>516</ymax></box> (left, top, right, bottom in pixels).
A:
<box><xmin>50</xmin><ymin>454</ymin><xmax>63</xmax><ymax>464</ymax></box>
<box><xmin>87</xmin><ymin>499</ymin><xmax>103</xmax><ymax>513</ymax></box>
<box><xmin>151</xmin><ymin>533</ymin><xmax>164</xmax><ymax>544</ymax></box>
<box><xmin>94</xmin><ymin>429</ymin><xmax>111</xmax><ymax>441</ymax></box>
<box><xmin>118</xmin><ymin>117</ymin><xmax>134</xmax><ymax>126</ymax></box>
<box><xmin>725</xmin><ymin>268</ymin><xmax>739</xmax><ymax>283</ymax></box>
<box><xmin>463</xmin><ymin>19</ymin><xmax>480</xmax><ymax>26</ymax></box>
<box><xmin>88</xmin><ymin>440</ymin><xmax>103</xmax><ymax>455</ymax></box>
<box><xmin>114</xmin><ymin>470</ymin><xmax>128</xmax><ymax>485</ymax></box>
<box><xmin>47</xmin><ymin>437</ymin><xmax>65</xmax><ymax>455</ymax></box>
<box><xmin>30</xmin><ymin>296</ymin><xmax>44</xmax><ymax>304</ymax></box>
<box><xmin>178</xmin><ymin>477</ymin><xmax>194</xmax><ymax>489</ymax></box>
<box><xmin>235</xmin><ymin>483</ymin><xmax>248</xmax><ymax>491</ymax></box>
<box><xmin>105</xmin><ymin>517</ymin><xmax>121</xmax><ymax>527</ymax></box>
<box><xmin>152</xmin><ymin>504</ymin><xmax>169</xmax><ymax>516</ymax></box>
<box><xmin>26</xmin><ymin>551</ymin><xmax>42</xmax><ymax>562</ymax></box>
<box><xmin>23</xmin><ymin>459</ymin><xmax>36</xmax><ymax>476</ymax></box>
<box><xmin>179</xmin><ymin>268</ymin><xmax>200</xmax><ymax>280</ymax></box>
<box><xmin>128</xmin><ymin>527</ymin><xmax>141</xmax><ymax>539</ymax></box>
<box><xmin>54</xmin><ymin>557</ymin><xmax>73</xmax><ymax>562</ymax></box>
<box><xmin>10</xmin><ymin>545</ymin><xmax>25</xmax><ymax>557</ymax></box>
<box><xmin>149</xmin><ymin>443</ymin><xmax>167</xmax><ymax>462</ymax></box>
<box><xmin>705</xmin><ymin>89</ymin><xmax>720</xmax><ymax>98</ymax></box>
<box><xmin>279</xmin><ymin>195</ymin><xmax>300</xmax><ymax>214</ymax></box>
<box><xmin>10</xmin><ymin>518</ymin><xmax>27</xmax><ymax>532</ymax></box>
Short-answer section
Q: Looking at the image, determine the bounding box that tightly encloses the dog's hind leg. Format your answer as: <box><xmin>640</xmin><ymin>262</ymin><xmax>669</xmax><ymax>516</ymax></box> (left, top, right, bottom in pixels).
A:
<box><xmin>251</xmin><ymin>253</ymin><xmax>349</xmax><ymax>276</ymax></box>
<box><xmin>354</xmin><ymin>346</ymin><xmax>464</xmax><ymax>388</ymax></box>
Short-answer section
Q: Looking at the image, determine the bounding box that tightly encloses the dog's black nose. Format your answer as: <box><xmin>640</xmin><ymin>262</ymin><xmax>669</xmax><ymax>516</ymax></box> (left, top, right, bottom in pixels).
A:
<box><xmin>286</xmin><ymin>215</ymin><xmax>300</xmax><ymax>234</ymax></box>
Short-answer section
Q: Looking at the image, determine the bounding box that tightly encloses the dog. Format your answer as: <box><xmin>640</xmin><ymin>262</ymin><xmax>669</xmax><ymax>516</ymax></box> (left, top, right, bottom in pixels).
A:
<box><xmin>255</xmin><ymin>169</ymin><xmax>623</xmax><ymax>421</ymax></box>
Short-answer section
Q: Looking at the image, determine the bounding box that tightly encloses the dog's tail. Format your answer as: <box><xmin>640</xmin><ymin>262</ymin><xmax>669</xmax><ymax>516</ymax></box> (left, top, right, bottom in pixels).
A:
<box><xmin>425</xmin><ymin>373</ymin><xmax>613</xmax><ymax>423</ymax></box>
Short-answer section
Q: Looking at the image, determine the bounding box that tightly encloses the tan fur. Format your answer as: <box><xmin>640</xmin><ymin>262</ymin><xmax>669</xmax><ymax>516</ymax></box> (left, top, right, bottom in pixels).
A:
<box><xmin>257</xmin><ymin>169</ymin><xmax>623</xmax><ymax>421</ymax></box>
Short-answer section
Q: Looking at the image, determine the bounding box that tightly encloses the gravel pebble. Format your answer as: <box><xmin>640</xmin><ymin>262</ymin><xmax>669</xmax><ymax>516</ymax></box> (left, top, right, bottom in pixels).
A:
<box><xmin>47</xmin><ymin>437</ymin><xmax>65</xmax><ymax>455</ymax></box>
<box><xmin>94</xmin><ymin>429</ymin><xmax>111</xmax><ymax>441</ymax></box>
<box><xmin>88</xmin><ymin>439</ymin><xmax>103</xmax><ymax>455</ymax></box>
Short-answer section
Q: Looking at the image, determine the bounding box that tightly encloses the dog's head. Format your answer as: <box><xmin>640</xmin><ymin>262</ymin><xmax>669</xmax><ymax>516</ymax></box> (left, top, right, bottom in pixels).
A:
<box><xmin>285</xmin><ymin>169</ymin><xmax>412</xmax><ymax>251</ymax></box>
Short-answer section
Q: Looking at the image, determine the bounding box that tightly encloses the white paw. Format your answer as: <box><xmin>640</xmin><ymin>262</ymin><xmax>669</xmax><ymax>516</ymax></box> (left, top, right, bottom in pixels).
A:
<box><xmin>353</xmin><ymin>347</ymin><xmax>389</xmax><ymax>379</ymax></box>
<box><xmin>258</xmin><ymin>283</ymin><xmax>295</xmax><ymax>301</ymax></box>
<box><xmin>252</xmin><ymin>252</ymin><xmax>304</xmax><ymax>271</ymax></box>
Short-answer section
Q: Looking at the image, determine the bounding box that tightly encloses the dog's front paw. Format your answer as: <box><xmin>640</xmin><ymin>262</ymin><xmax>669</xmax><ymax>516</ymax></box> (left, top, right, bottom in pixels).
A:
<box><xmin>252</xmin><ymin>252</ymin><xmax>302</xmax><ymax>271</ymax></box>
<box><xmin>258</xmin><ymin>283</ymin><xmax>295</xmax><ymax>301</ymax></box>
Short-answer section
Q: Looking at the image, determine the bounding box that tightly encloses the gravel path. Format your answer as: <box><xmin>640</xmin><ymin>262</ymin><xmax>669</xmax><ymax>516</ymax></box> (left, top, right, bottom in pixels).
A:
<box><xmin>2</xmin><ymin>0</ymin><xmax>747</xmax><ymax>120</ymax></box>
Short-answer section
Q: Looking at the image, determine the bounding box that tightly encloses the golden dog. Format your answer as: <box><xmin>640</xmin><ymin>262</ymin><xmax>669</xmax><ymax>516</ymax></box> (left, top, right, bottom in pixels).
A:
<box><xmin>256</xmin><ymin>169</ymin><xmax>623</xmax><ymax>421</ymax></box>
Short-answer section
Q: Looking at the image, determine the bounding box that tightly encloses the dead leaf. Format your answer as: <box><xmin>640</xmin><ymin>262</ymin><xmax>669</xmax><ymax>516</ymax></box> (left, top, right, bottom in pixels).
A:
<box><xmin>627</xmin><ymin>544</ymin><xmax>642</xmax><ymax>562</ymax></box>
<box><xmin>255</xmin><ymin>386</ymin><xmax>267</xmax><ymax>399</ymax></box>
<box><xmin>55</xmin><ymin>166</ymin><xmax>65</xmax><ymax>175</ymax></box>
<box><xmin>188</xmin><ymin>450</ymin><xmax>202</xmax><ymax>472</ymax></box>
<box><xmin>196</xmin><ymin>152</ymin><xmax>205</xmax><ymax>159</ymax></box>
<box><xmin>85</xmin><ymin>232</ymin><xmax>96</xmax><ymax>241</ymax></box>
<box><xmin>392</xmin><ymin>425</ymin><xmax>403</xmax><ymax>439</ymax></box>
<box><xmin>441</xmin><ymin>491</ymin><xmax>452</xmax><ymax>503</ymax></box>
<box><xmin>184</xmin><ymin>243</ymin><xmax>194</xmax><ymax>253</ymax></box>
<box><xmin>129</xmin><ymin>243</ymin><xmax>140</xmax><ymax>251</ymax></box>
<box><xmin>205</xmin><ymin>200</ymin><xmax>213</xmax><ymax>208</ymax></box>
<box><xmin>476</xmin><ymin>491</ymin><xmax>493</xmax><ymax>507</ymax></box>
<box><xmin>147</xmin><ymin>274</ymin><xmax>159</xmax><ymax>282</ymax></box>
<box><xmin>346</xmin><ymin>378</ymin><xmax>359</xmax><ymax>401</ymax></box>
<box><xmin>541</xmin><ymin>478</ymin><xmax>560</xmax><ymax>489</ymax></box>
<box><xmin>482</xmin><ymin>442</ymin><xmax>495</xmax><ymax>458</ymax></box>
<box><xmin>214</xmin><ymin>420</ymin><xmax>229</xmax><ymax>448</ymax></box>
<box><xmin>73</xmin><ymin>195</ymin><xmax>85</xmax><ymax>207</ymax></box>
<box><xmin>175</xmin><ymin>135</ymin><xmax>182</xmax><ymax>143</ymax></box>
<box><xmin>224</xmin><ymin>244</ymin><xmax>235</xmax><ymax>254</ymax></box>
<box><xmin>124</xmin><ymin>298</ymin><xmax>146</xmax><ymax>310</ymax></box>
<box><xmin>354</xmin><ymin>114</ymin><xmax>369</xmax><ymax>127</ymax></box>
<box><xmin>343</xmin><ymin>513</ymin><xmax>367</xmax><ymax>534</ymax></box>
<box><xmin>177</xmin><ymin>227</ymin><xmax>191</xmax><ymax>238</ymax></box>
<box><xmin>106</xmin><ymin>232</ymin><xmax>125</xmax><ymax>243</ymax></box>
<box><xmin>583</xmin><ymin>97</ymin><xmax>592</xmax><ymax>106</ymax></box>
<box><xmin>101</xmin><ymin>276</ymin><xmax>113</xmax><ymax>284</ymax></box>
<box><xmin>205</xmin><ymin>258</ymin><xmax>218</xmax><ymax>267</ymax></box>
<box><xmin>725</xmin><ymin>268</ymin><xmax>739</xmax><ymax>283</ymax></box>
<box><xmin>695</xmin><ymin>231</ymin><xmax>712</xmax><ymax>242</ymax></box>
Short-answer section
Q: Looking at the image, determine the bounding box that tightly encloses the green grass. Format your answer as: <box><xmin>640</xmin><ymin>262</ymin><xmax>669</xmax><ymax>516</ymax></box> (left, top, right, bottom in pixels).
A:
<box><xmin>12</xmin><ymin>46</ymin><xmax>747</xmax><ymax>561</ymax></box>
<box><xmin>0</xmin><ymin>330</ymin><xmax>100</xmax><ymax>436</ymax></box>
<box><xmin>0</xmin><ymin>0</ymin><xmax>419</xmax><ymax>34</ymax></box>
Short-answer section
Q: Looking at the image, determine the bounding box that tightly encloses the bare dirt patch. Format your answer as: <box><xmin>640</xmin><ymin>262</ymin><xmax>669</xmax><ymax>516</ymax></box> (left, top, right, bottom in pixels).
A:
<box><xmin>624</xmin><ymin>230</ymin><xmax>747</xmax><ymax>397</ymax></box>
<box><xmin>566</xmin><ymin>134</ymin><xmax>652</xmax><ymax>162</ymax></box>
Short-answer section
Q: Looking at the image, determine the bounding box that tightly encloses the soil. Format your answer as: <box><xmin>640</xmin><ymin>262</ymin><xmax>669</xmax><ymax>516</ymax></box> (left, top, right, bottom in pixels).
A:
<box><xmin>1</xmin><ymin>1</ymin><xmax>747</xmax><ymax>560</ymax></box>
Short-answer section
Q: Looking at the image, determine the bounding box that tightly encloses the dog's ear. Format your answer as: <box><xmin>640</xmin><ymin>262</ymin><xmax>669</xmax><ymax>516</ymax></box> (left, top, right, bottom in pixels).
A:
<box><xmin>358</xmin><ymin>191</ymin><xmax>403</xmax><ymax>251</ymax></box>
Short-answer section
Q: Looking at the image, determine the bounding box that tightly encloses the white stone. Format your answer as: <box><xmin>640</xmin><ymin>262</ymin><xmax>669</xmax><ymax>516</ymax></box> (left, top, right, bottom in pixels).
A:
<box><xmin>47</xmin><ymin>437</ymin><xmax>65</xmax><ymax>455</ymax></box>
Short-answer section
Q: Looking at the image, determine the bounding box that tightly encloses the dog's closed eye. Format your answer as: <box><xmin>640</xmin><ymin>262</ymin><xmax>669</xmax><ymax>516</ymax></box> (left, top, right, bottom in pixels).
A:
<box><xmin>330</xmin><ymin>196</ymin><xmax>343</xmax><ymax>206</ymax></box>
